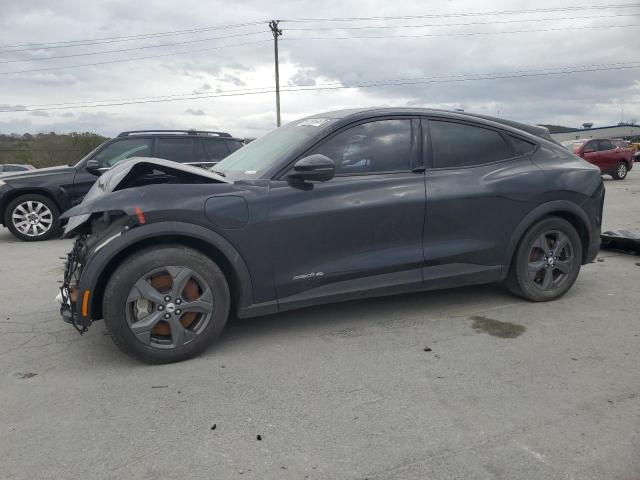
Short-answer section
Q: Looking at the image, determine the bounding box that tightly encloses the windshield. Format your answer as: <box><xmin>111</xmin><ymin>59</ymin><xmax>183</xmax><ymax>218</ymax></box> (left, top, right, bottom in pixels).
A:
<box><xmin>212</xmin><ymin>118</ymin><xmax>337</xmax><ymax>180</ymax></box>
<box><xmin>561</xmin><ymin>139</ymin><xmax>587</xmax><ymax>152</ymax></box>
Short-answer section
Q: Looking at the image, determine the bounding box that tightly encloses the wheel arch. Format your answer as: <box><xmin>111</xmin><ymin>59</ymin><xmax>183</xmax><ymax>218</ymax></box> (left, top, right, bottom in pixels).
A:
<box><xmin>504</xmin><ymin>201</ymin><xmax>592</xmax><ymax>270</ymax></box>
<box><xmin>83</xmin><ymin>223</ymin><xmax>253</xmax><ymax>322</ymax></box>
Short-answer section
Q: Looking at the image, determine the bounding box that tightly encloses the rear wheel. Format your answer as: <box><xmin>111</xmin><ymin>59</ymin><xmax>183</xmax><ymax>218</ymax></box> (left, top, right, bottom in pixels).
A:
<box><xmin>505</xmin><ymin>217</ymin><xmax>582</xmax><ymax>302</ymax></box>
<box><xmin>611</xmin><ymin>161</ymin><xmax>628</xmax><ymax>180</ymax></box>
<box><xmin>4</xmin><ymin>194</ymin><xmax>61</xmax><ymax>241</ymax></box>
<box><xmin>103</xmin><ymin>245</ymin><xmax>230</xmax><ymax>364</ymax></box>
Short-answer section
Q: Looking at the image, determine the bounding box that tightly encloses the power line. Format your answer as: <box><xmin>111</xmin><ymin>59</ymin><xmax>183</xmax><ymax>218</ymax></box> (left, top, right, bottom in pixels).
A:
<box><xmin>279</xmin><ymin>3</ymin><xmax>640</xmax><ymax>22</ymax></box>
<box><xmin>0</xmin><ymin>30</ymin><xmax>267</xmax><ymax>64</ymax></box>
<box><xmin>285</xmin><ymin>13</ymin><xmax>639</xmax><ymax>31</ymax></box>
<box><xmin>10</xmin><ymin>61</ymin><xmax>637</xmax><ymax>109</ymax></box>
<box><xmin>3</xmin><ymin>2</ymin><xmax>638</xmax><ymax>53</ymax></box>
<box><xmin>284</xmin><ymin>23</ymin><xmax>640</xmax><ymax>41</ymax></box>
<box><xmin>2</xmin><ymin>21</ymin><xmax>634</xmax><ymax>76</ymax></box>
<box><xmin>2</xmin><ymin>62</ymin><xmax>638</xmax><ymax>113</ymax></box>
<box><xmin>0</xmin><ymin>39</ymin><xmax>271</xmax><ymax>75</ymax></box>
<box><xmin>0</xmin><ymin>21</ymin><xmax>267</xmax><ymax>52</ymax></box>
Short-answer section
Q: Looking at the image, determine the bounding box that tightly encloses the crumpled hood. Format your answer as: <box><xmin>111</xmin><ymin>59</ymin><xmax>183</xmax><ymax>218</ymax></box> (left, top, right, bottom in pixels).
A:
<box><xmin>62</xmin><ymin>156</ymin><xmax>230</xmax><ymax>235</ymax></box>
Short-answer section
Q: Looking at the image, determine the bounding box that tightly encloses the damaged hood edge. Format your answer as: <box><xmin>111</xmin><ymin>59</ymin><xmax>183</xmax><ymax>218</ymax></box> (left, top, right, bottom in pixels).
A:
<box><xmin>61</xmin><ymin>157</ymin><xmax>230</xmax><ymax>235</ymax></box>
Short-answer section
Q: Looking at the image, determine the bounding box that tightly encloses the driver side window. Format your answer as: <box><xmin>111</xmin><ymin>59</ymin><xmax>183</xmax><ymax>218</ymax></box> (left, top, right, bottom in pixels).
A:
<box><xmin>308</xmin><ymin>119</ymin><xmax>414</xmax><ymax>175</ymax></box>
<box><xmin>94</xmin><ymin>138</ymin><xmax>153</xmax><ymax>168</ymax></box>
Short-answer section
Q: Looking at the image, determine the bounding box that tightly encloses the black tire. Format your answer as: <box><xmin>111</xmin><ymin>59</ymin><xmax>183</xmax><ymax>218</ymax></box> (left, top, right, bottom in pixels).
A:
<box><xmin>611</xmin><ymin>161</ymin><xmax>628</xmax><ymax>180</ymax></box>
<box><xmin>103</xmin><ymin>245</ymin><xmax>230</xmax><ymax>364</ymax></box>
<box><xmin>4</xmin><ymin>193</ymin><xmax>61</xmax><ymax>241</ymax></box>
<box><xmin>505</xmin><ymin>216</ymin><xmax>582</xmax><ymax>302</ymax></box>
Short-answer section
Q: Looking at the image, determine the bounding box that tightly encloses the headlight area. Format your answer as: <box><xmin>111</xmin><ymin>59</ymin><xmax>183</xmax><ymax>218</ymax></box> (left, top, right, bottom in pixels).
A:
<box><xmin>59</xmin><ymin>211</ymin><xmax>134</xmax><ymax>333</ymax></box>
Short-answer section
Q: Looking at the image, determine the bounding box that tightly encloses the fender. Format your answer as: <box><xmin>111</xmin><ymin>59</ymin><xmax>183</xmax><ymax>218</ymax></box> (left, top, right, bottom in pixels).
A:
<box><xmin>77</xmin><ymin>221</ymin><xmax>254</xmax><ymax>324</ymax></box>
<box><xmin>502</xmin><ymin>200</ymin><xmax>593</xmax><ymax>270</ymax></box>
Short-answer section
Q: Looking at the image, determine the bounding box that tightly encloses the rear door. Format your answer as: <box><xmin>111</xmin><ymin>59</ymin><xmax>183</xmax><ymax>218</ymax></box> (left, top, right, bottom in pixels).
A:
<box><xmin>267</xmin><ymin>117</ymin><xmax>426</xmax><ymax>308</ymax></box>
<box><xmin>154</xmin><ymin>137</ymin><xmax>195</xmax><ymax>164</ymax></box>
<box><xmin>423</xmin><ymin>118</ymin><xmax>544</xmax><ymax>282</ymax></box>
<box><xmin>197</xmin><ymin>139</ymin><xmax>230</xmax><ymax>168</ymax></box>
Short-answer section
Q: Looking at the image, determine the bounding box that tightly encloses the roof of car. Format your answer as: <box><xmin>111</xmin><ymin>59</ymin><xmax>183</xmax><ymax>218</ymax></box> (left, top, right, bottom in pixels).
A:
<box><xmin>307</xmin><ymin>107</ymin><xmax>553</xmax><ymax>141</ymax></box>
<box><xmin>116</xmin><ymin>130</ymin><xmax>243</xmax><ymax>141</ymax></box>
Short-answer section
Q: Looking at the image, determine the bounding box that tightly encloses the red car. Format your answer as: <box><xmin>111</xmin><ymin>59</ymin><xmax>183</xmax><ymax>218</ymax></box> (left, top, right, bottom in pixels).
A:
<box><xmin>563</xmin><ymin>138</ymin><xmax>633</xmax><ymax>180</ymax></box>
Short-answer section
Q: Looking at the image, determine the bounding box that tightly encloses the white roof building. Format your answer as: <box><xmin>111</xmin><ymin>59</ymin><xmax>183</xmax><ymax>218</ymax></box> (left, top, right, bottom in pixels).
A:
<box><xmin>551</xmin><ymin>124</ymin><xmax>640</xmax><ymax>142</ymax></box>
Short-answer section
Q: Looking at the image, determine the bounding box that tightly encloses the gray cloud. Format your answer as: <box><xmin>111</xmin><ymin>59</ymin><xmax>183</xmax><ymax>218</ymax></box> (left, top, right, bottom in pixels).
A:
<box><xmin>28</xmin><ymin>110</ymin><xmax>49</xmax><ymax>117</ymax></box>
<box><xmin>0</xmin><ymin>0</ymin><xmax>637</xmax><ymax>137</ymax></box>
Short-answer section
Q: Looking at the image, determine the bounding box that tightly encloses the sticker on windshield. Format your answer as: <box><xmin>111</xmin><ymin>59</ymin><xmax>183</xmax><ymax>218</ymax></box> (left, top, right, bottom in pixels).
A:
<box><xmin>298</xmin><ymin>118</ymin><xmax>330</xmax><ymax>127</ymax></box>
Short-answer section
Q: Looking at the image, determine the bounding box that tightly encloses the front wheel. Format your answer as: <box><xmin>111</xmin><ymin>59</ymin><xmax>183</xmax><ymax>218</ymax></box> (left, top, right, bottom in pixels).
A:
<box><xmin>611</xmin><ymin>161</ymin><xmax>628</xmax><ymax>180</ymax></box>
<box><xmin>4</xmin><ymin>194</ymin><xmax>61</xmax><ymax>241</ymax></box>
<box><xmin>103</xmin><ymin>245</ymin><xmax>230</xmax><ymax>364</ymax></box>
<box><xmin>505</xmin><ymin>217</ymin><xmax>582</xmax><ymax>302</ymax></box>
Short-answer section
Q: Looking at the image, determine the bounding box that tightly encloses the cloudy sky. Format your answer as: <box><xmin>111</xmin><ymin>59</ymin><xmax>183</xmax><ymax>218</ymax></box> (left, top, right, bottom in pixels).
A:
<box><xmin>1</xmin><ymin>0</ymin><xmax>639</xmax><ymax>138</ymax></box>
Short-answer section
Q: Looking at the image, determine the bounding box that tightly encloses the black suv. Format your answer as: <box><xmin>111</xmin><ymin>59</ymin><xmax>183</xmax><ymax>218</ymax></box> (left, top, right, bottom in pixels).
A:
<box><xmin>59</xmin><ymin>108</ymin><xmax>603</xmax><ymax>364</ymax></box>
<box><xmin>0</xmin><ymin>130</ymin><xmax>242</xmax><ymax>241</ymax></box>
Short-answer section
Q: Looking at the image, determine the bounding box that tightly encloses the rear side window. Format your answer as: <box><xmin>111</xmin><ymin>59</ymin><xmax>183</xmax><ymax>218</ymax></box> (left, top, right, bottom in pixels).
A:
<box><xmin>5</xmin><ymin>165</ymin><xmax>26</xmax><ymax>172</ymax></box>
<box><xmin>597</xmin><ymin>139</ymin><xmax>613</xmax><ymax>151</ymax></box>
<box><xmin>203</xmin><ymin>139</ymin><xmax>230</xmax><ymax>162</ymax></box>
<box><xmin>509</xmin><ymin>136</ymin><xmax>535</xmax><ymax>155</ymax></box>
<box><xmin>584</xmin><ymin>140</ymin><xmax>597</xmax><ymax>152</ymax></box>
<box><xmin>155</xmin><ymin>137</ymin><xmax>194</xmax><ymax>162</ymax></box>
<box><xmin>430</xmin><ymin>121</ymin><xmax>512</xmax><ymax>168</ymax></box>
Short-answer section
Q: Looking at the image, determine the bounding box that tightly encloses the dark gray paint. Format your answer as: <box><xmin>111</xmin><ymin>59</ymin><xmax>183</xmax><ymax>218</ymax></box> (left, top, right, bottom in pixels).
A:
<box><xmin>58</xmin><ymin>108</ymin><xmax>604</xmax><ymax>327</ymax></box>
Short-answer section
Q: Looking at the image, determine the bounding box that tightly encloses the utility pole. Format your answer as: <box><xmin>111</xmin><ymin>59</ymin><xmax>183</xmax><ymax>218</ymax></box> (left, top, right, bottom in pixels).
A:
<box><xmin>269</xmin><ymin>20</ymin><xmax>283</xmax><ymax>127</ymax></box>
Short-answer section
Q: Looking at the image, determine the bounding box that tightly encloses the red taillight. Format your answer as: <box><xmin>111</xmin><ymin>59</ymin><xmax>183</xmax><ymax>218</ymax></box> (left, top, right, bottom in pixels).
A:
<box><xmin>134</xmin><ymin>207</ymin><xmax>146</xmax><ymax>224</ymax></box>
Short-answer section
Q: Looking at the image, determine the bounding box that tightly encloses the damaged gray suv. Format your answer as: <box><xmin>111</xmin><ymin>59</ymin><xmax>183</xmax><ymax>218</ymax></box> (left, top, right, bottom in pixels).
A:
<box><xmin>59</xmin><ymin>108</ymin><xmax>604</xmax><ymax>363</ymax></box>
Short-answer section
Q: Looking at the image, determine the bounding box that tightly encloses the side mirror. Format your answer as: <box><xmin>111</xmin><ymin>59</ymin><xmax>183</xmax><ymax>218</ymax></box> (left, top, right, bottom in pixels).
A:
<box><xmin>287</xmin><ymin>154</ymin><xmax>335</xmax><ymax>182</ymax></box>
<box><xmin>85</xmin><ymin>159</ymin><xmax>106</xmax><ymax>175</ymax></box>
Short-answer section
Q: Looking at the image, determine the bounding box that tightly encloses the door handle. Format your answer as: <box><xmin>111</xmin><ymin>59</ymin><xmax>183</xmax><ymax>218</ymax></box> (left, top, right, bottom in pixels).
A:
<box><xmin>412</xmin><ymin>166</ymin><xmax>426</xmax><ymax>173</ymax></box>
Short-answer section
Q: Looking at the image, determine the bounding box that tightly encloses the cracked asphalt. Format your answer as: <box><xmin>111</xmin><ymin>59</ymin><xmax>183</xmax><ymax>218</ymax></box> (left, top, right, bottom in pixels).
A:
<box><xmin>1</xmin><ymin>174</ymin><xmax>639</xmax><ymax>480</ymax></box>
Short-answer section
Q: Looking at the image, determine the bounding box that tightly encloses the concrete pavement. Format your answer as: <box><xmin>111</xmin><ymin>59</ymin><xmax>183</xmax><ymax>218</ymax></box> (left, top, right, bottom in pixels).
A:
<box><xmin>1</xmin><ymin>174</ymin><xmax>639</xmax><ymax>480</ymax></box>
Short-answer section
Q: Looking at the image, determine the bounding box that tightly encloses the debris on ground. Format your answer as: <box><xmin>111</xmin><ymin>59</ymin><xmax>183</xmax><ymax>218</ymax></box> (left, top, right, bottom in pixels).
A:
<box><xmin>600</xmin><ymin>230</ymin><xmax>640</xmax><ymax>255</ymax></box>
<box><xmin>211</xmin><ymin>424</ymin><xmax>217</xmax><ymax>430</ymax></box>
<box><xmin>423</xmin><ymin>347</ymin><xmax>432</xmax><ymax>352</ymax></box>
<box><xmin>14</xmin><ymin>372</ymin><xmax>37</xmax><ymax>379</ymax></box>
<box><xmin>256</xmin><ymin>434</ymin><xmax>262</xmax><ymax>441</ymax></box>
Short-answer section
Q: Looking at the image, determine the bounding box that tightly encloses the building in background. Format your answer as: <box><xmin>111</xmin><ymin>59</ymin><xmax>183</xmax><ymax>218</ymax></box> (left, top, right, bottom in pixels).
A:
<box><xmin>551</xmin><ymin>124</ymin><xmax>640</xmax><ymax>142</ymax></box>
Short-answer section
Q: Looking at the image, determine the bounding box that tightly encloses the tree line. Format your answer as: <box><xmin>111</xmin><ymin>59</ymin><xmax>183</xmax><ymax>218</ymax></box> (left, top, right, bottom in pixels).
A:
<box><xmin>0</xmin><ymin>132</ymin><xmax>108</xmax><ymax>168</ymax></box>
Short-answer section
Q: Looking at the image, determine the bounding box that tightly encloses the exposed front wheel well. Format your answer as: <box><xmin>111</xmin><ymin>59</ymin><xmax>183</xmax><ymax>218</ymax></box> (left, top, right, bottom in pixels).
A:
<box><xmin>91</xmin><ymin>235</ymin><xmax>244</xmax><ymax>320</ymax></box>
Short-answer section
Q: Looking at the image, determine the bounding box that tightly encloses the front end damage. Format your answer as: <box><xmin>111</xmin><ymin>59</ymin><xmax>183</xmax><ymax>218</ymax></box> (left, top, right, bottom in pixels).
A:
<box><xmin>58</xmin><ymin>157</ymin><xmax>229</xmax><ymax>334</ymax></box>
<box><xmin>60</xmin><ymin>235</ymin><xmax>88</xmax><ymax>332</ymax></box>
<box><xmin>59</xmin><ymin>213</ymin><xmax>133</xmax><ymax>332</ymax></box>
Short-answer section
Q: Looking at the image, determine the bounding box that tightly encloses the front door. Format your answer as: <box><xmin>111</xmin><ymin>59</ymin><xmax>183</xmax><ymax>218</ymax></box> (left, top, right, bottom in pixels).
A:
<box><xmin>71</xmin><ymin>137</ymin><xmax>154</xmax><ymax>204</ymax></box>
<box><xmin>267</xmin><ymin>117</ymin><xmax>426</xmax><ymax>309</ymax></box>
